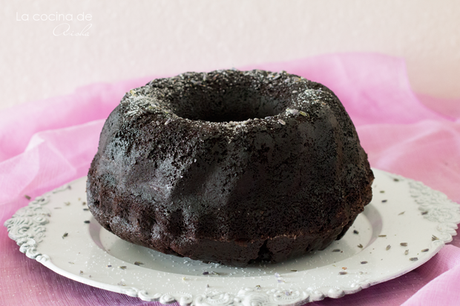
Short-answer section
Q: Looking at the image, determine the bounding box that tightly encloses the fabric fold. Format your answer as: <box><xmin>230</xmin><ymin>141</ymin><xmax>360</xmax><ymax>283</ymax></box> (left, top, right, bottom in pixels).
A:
<box><xmin>1</xmin><ymin>53</ymin><xmax>459</xmax><ymax>306</ymax></box>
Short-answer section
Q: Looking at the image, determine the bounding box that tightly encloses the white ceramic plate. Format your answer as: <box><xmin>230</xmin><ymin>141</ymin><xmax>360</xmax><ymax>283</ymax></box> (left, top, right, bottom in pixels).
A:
<box><xmin>4</xmin><ymin>169</ymin><xmax>460</xmax><ymax>305</ymax></box>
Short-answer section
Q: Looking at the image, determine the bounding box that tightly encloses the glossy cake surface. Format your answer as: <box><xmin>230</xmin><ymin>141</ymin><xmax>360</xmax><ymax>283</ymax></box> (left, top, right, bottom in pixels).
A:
<box><xmin>87</xmin><ymin>69</ymin><xmax>374</xmax><ymax>266</ymax></box>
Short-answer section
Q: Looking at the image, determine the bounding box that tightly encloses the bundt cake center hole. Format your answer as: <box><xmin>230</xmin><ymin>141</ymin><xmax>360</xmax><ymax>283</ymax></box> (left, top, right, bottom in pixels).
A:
<box><xmin>172</xmin><ymin>85</ymin><xmax>286</xmax><ymax>122</ymax></box>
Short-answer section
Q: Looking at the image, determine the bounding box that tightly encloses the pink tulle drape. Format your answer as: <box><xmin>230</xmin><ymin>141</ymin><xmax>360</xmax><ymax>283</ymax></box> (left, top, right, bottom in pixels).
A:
<box><xmin>1</xmin><ymin>53</ymin><xmax>459</xmax><ymax>305</ymax></box>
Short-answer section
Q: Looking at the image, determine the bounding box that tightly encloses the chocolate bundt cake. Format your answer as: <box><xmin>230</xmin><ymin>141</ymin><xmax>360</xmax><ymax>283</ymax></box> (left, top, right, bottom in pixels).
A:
<box><xmin>87</xmin><ymin>69</ymin><xmax>374</xmax><ymax>266</ymax></box>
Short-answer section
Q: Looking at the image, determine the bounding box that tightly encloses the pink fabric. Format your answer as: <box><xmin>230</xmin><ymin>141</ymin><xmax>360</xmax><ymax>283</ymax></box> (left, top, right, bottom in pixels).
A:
<box><xmin>1</xmin><ymin>53</ymin><xmax>459</xmax><ymax>305</ymax></box>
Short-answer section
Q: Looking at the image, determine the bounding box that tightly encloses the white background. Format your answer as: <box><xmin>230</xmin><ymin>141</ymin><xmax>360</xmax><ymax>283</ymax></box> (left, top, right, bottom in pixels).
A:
<box><xmin>1</xmin><ymin>0</ymin><xmax>459</xmax><ymax>111</ymax></box>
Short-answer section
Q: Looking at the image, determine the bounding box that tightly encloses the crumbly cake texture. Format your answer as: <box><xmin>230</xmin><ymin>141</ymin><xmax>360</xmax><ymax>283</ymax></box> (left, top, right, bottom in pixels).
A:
<box><xmin>87</xmin><ymin>69</ymin><xmax>374</xmax><ymax>266</ymax></box>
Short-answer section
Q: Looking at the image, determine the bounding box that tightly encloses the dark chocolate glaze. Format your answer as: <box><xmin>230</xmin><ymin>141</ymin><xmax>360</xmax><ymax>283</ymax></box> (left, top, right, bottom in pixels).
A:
<box><xmin>87</xmin><ymin>69</ymin><xmax>374</xmax><ymax>266</ymax></box>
